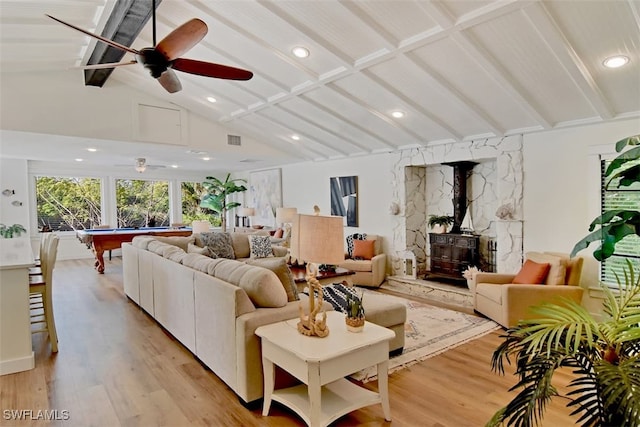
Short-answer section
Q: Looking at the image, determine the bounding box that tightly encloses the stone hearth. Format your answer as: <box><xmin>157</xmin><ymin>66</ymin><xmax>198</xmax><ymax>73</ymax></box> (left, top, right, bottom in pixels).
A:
<box><xmin>384</xmin><ymin>276</ymin><xmax>473</xmax><ymax>311</ymax></box>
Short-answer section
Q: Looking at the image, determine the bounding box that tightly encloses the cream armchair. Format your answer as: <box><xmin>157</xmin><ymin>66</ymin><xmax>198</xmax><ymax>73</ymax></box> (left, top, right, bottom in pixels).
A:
<box><xmin>338</xmin><ymin>234</ymin><xmax>387</xmax><ymax>287</ymax></box>
<box><xmin>473</xmin><ymin>252</ymin><xmax>584</xmax><ymax>328</ymax></box>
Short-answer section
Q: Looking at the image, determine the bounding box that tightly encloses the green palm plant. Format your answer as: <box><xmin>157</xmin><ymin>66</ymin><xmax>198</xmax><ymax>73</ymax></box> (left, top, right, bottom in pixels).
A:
<box><xmin>487</xmin><ymin>261</ymin><xmax>640</xmax><ymax>427</ymax></box>
<box><xmin>199</xmin><ymin>173</ymin><xmax>247</xmax><ymax>232</ymax></box>
<box><xmin>488</xmin><ymin>134</ymin><xmax>640</xmax><ymax>426</ymax></box>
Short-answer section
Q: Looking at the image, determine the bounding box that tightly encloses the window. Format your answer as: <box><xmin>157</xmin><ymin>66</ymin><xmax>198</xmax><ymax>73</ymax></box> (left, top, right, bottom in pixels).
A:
<box><xmin>115</xmin><ymin>179</ymin><xmax>169</xmax><ymax>228</ymax></box>
<box><xmin>600</xmin><ymin>158</ymin><xmax>640</xmax><ymax>286</ymax></box>
<box><xmin>180</xmin><ymin>181</ymin><xmax>220</xmax><ymax>226</ymax></box>
<box><xmin>35</xmin><ymin>176</ymin><xmax>102</xmax><ymax>231</ymax></box>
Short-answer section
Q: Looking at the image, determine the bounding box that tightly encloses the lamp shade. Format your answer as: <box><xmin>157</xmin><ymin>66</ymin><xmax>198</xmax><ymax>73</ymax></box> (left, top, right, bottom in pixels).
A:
<box><xmin>238</xmin><ymin>207</ymin><xmax>255</xmax><ymax>217</ymax></box>
<box><xmin>290</xmin><ymin>214</ymin><xmax>344</xmax><ymax>264</ymax></box>
<box><xmin>191</xmin><ymin>220</ymin><xmax>212</xmax><ymax>234</ymax></box>
<box><xmin>276</xmin><ymin>207</ymin><xmax>297</xmax><ymax>224</ymax></box>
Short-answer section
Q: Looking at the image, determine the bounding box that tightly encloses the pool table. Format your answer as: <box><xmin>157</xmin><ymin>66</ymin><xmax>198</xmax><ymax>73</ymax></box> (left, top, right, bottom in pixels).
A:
<box><xmin>76</xmin><ymin>227</ymin><xmax>192</xmax><ymax>273</ymax></box>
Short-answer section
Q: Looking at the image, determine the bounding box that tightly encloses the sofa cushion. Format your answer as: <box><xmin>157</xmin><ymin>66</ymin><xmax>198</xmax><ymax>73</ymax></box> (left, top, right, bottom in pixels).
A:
<box><xmin>249</xmin><ymin>235</ymin><xmax>273</xmax><ymax>258</ymax></box>
<box><xmin>188</xmin><ymin>243</ymin><xmax>215</xmax><ymax>258</ymax></box>
<box><xmin>147</xmin><ymin>240</ymin><xmax>171</xmax><ymax>255</ymax></box>
<box><xmin>152</xmin><ymin>235</ymin><xmax>195</xmax><ymax>252</ymax></box>
<box><xmin>210</xmin><ymin>259</ymin><xmax>287</xmax><ymax>308</ymax></box>
<box><xmin>182</xmin><ymin>252</ymin><xmax>219</xmax><ymax>273</ymax></box>
<box><xmin>201</xmin><ymin>232</ymin><xmax>235</xmax><ymax>259</ymax></box>
<box><xmin>246</xmin><ymin>258</ymin><xmax>299</xmax><ymax>302</ymax></box>
<box><xmin>132</xmin><ymin>235</ymin><xmax>155</xmax><ymax>249</ymax></box>
<box><xmin>512</xmin><ymin>259</ymin><xmax>550</xmax><ymax>284</ymax></box>
<box><xmin>526</xmin><ymin>252</ymin><xmax>567</xmax><ymax>285</ymax></box>
<box><xmin>229</xmin><ymin>232</ymin><xmax>251</xmax><ymax>258</ymax></box>
<box><xmin>353</xmin><ymin>239</ymin><xmax>375</xmax><ymax>260</ymax></box>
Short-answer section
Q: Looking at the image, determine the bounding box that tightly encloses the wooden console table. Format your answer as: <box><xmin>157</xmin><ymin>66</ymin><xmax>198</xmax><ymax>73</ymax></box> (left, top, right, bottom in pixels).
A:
<box><xmin>429</xmin><ymin>233</ymin><xmax>479</xmax><ymax>280</ymax></box>
<box><xmin>289</xmin><ymin>266</ymin><xmax>355</xmax><ymax>288</ymax></box>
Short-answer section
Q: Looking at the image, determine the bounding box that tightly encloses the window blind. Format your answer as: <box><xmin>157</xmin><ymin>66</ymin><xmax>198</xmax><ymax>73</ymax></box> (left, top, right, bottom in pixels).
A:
<box><xmin>600</xmin><ymin>159</ymin><xmax>640</xmax><ymax>287</ymax></box>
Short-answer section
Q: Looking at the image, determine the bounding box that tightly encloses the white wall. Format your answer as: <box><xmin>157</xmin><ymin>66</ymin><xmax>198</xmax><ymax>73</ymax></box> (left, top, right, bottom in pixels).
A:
<box><xmin>522</xmin><ymin>119</ymin><xmax>640</xmax><ymax>292</ymax></box>
<box><xmin>0</xmin><ymin>159</ymin><xmax>30</xmax><ymax>233</ymax></box>
<box><xmin>279</xmin><ymin>153</ymin><xmax>395</xmax><ymax>253</ymax></box>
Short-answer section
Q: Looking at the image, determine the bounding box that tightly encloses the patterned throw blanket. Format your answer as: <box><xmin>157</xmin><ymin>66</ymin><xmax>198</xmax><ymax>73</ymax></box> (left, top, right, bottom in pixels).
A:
<box><xmin>303</xmin><ymin>283</ymin><xmax>362</xmax><ymax>314</ymax></box>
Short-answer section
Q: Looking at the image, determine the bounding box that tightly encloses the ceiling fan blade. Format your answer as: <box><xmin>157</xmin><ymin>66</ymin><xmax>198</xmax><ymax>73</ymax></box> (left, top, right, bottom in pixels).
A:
<box><xmin>45</xmin><ymin>14</ymin><xmax>139</xmax><ymax>55</ymax></box>
<box><xmin>172</xmin><ymin>58</ymin><xmax>253</xmax><ymax>81</ymax></box>
<box><xmin>157</xmin><ymin>69</ymin><xmax>182</xmax><ymax>93</ymax></box>
<box><xmin>156</xmin><ymin>19</ymin><xmax>208</xmax><ymax>61</ymax></box>
<box><xmin>73</xmin><ymin>60</ymin><xmax>138</xmax><ymax>70</ymax></box>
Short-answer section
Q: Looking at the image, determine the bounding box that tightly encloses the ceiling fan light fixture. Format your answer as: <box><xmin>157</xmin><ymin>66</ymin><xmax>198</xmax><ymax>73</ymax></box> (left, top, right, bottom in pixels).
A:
<box><xmin>603</xmin><ymin>55</ymin><xmax>629</xmax><ymax>68</ymax></box>
<box><xmin>135</xmin><ymin>158</ymin><xmax>147</xmax><ymax>173</ymax></box>
<box><xmin>292</xmin><ymin>46</ymin><xmax>310</xmax><ymax>58</ymax></box>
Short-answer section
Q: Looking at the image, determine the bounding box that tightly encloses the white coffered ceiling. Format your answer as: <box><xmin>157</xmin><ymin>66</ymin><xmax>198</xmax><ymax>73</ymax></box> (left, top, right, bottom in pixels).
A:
<box><xmin>0</xmin><ymin>0</ymin><xmax>639</xmax><ymax>173</ymax></box>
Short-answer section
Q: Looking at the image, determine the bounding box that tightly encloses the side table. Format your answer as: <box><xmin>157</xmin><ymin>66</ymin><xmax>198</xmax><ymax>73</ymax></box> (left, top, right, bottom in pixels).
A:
<box><xmin>256</xmin><ymin>311</ymin><xmax>394</xmax><ymax>427</ymax></box>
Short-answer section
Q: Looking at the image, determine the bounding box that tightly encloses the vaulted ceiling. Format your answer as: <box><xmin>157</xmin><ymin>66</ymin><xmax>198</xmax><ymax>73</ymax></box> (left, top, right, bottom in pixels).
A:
<box><xmin>1</xmin><ymin>0</ymin><xmax>639</xmax><ymax>173</ymax></box>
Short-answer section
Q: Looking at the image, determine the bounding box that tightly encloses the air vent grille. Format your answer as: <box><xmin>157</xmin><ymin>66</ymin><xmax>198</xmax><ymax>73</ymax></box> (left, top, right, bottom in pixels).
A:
<box><xmin>227</xmin><ymin>135</ymin><xmax>241</xmax><ymax>146</ymax></box>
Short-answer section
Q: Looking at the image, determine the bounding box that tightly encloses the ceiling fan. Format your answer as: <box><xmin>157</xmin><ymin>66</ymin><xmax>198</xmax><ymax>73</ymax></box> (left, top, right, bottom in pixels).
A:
<box><xmin>115</xmin><ymin>158</ymin><xmax>165</xmax><ymax>173</ymax></box>
<box><xmin>45</xmin><ymin>1</ymin><xmax>253</xmax><ymax>93</ymax></box>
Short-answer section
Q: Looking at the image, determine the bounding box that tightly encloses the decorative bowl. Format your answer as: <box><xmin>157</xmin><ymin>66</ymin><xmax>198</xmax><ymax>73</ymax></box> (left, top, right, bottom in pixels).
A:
<box><xmin>252</xmin><ymin>225</ymin><xmax>264</xmax><ymax>229</ymax></box>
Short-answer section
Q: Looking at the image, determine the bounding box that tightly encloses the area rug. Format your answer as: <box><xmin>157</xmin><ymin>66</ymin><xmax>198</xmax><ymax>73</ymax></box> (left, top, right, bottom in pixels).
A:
<box><xmin>351</xmin><ymin>290</ymin><xmax>500</xmax><ymax>382</ymax></box>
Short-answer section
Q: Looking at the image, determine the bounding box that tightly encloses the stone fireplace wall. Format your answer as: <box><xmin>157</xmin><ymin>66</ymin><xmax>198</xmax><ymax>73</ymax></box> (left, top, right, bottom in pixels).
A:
<box><xmin>390</xmin><ymin>135</ymin><xmax>524</xmax><ymax>277</ymax></box>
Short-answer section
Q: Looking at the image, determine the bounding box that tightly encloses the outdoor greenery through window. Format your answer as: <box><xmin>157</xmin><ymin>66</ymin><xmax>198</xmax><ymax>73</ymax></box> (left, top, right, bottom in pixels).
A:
<box><xmin>36</xmin><ymin>176</ymin><xmax>102</xmax><ymax>231</ymax></box>
<box><xmin>181</xmin><ymin>181</ymin><xmax>220</xmax><ymax>226</ymax></box>
<box><xmin>600</xmin><ymin>158</ymin><xmax>640</xmax><ymax>287</ymax></box>
<box><xmin>115</xmin><ymin>179</ymin><xmax>169</xmax><ymax>228</ymax></box>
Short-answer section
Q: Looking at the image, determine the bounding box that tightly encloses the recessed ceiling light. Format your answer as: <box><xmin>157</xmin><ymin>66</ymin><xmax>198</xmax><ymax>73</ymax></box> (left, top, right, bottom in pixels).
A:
<box><xmin>206</xmin><ymin>96</ymin><xmax>217</xmax><ymax>103</ymax></box>
<box><xmin>170</xmin><ymin>165</ymin><xmax>179</xmax><ymax>168</ymax></box>
<box><xmin>87</xmin><ymin>148</ymin><xmax>97</xmax><ymax>152</ymax></box>
<box><xmin>391</xmin><ymin>111</ymin><xmax>405</xmax><ymax>118</ymax></box>
<box><xmin>291</xmin><ymin>135</ymin><xmax>300</xmax><ymax>141</ymax></box>
<box><xmin>202</xmin><ymin>157</ymin><xmax>210</xmax><ymax>161</ymax></box>
<box><xmin>603</xmin><ymin>55</ymin><xmax>629</xmax><ymax>68</ymax></box>
<box><xmin>292</xmin><ymin>46</ymin><xmax>310</xmax><ymax>58</ymax></box>
<box><xmin>75</xmin><ymin>158</ymin><xmax>83</xmax><ymax>162</ymax></box>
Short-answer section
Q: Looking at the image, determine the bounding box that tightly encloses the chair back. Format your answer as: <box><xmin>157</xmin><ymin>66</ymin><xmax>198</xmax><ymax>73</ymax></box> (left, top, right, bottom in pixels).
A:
<box><xmin>43</xmin><ymin>235</ymin><xmax>59</xmax><ymax>286</ymax></box>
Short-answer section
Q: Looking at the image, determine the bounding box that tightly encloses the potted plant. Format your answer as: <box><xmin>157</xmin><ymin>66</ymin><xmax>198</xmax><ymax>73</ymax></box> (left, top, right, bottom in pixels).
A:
<box><xmin>0</xmin><ymin>223</ymin><xmax>26</xmax><ymax>238</ymax></box>
<box><xmin>345</xmin><ymin>291</ymin><xmax>365</xmax><ymax>332</ymax></box>
<box><xmin>487</xmin><ymin>135</ymin><xmax>640</xmax><ymax>427</ymax></box>
<box><xmin>199</xmin><ymin>173</ymin><xmax>247</xmax><ymax>232</ymax></box>
<box><xmin>428</xmin><ymin>214</ymin><xmax>454</xmax><ymax>234</ymax></box>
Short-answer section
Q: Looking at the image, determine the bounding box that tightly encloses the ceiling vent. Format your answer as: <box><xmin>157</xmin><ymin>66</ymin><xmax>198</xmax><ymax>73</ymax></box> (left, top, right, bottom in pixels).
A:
<box><xmin>227</xmin><ymin>135</ymin><xmax>241</xmax><ymax>146</ymax></box>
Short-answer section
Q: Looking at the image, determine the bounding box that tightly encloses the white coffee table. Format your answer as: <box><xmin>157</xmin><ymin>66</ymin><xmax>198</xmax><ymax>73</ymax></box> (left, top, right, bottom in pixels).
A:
<box><xmin>255</xmin><ymin>311</ymin><xmax>394</xmax><ymax>427</ymax></box>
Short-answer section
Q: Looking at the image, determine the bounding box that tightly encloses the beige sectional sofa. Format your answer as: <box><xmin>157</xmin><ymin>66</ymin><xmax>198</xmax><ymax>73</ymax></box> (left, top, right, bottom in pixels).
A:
<box><xmin>122</xmin><ymin>233</ymin><xmax>405</xmax><ymax>403</ymax></box>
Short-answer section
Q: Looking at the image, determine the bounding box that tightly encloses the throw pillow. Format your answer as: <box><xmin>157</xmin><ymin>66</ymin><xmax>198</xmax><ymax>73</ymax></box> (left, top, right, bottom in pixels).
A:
<box><xmin>526</xmin><ymin>252</ymin><xmax>567</xmax><ymax>285</ymax></box>
<box><xmin>352</xmin><ymin>239</ymin><xmax>375</xmax><ymax>260</ymax></box>
<box><xmin>273</xmin><ymin>228</ymin><xmax>284</xmax><ymax>238</ymax></box>
<box><xmin>200</xmin><ymin>232</ymin><xmax>235</xmax><ymax>259</ymax></box>
<box><xmin>512</xmin><ymin>260</ymin><xmax>551</xmax><ymax>284</ymax></box>
<box><xmin>249</xmin><ymin>235</ymin><xmax>274</xmax><ymax>258</ymax></box>
<box><xmin>152</xmin><ymin>235</ymin><xmax>195</xmax><ymax>252</ymax></box>
<box><xmin>346</xmin><ymin>233</ymin><xmax>367</xmax><ymax>258</ymax></box>
<box><xmin>246</xmin><ymin>258</ymin><xmax>299</xmax><ymax>302</ymax></box>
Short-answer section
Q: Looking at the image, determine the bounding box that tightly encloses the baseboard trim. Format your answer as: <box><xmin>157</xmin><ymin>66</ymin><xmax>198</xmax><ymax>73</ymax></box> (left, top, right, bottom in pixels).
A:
<box><xmin>0</xmin><ymin>352</ymin><xmax>34</xmax><ymax>375</ymax></box>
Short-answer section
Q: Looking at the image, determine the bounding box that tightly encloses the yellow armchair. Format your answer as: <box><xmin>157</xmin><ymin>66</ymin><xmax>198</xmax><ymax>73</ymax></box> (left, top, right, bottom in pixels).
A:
<box><xmin>473</xmin><ymin>252</ymin><xmax>584</xmax><ymax>328</ymax></box>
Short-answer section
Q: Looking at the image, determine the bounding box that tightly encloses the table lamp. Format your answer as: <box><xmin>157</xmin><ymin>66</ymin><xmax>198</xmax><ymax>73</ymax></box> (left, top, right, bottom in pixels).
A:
<box><xmin>290</xmin><ymin>212</ymin><xmax>344</xmax><ymax>337</ymax></box>
<box><xmin>191</xmin><ymin>220</ymin><xmax>212</xmax><ymax>234</ymax></box>
<box><xmin>275</xmin><ymin>207</ymin><xmax>297</xmax><ymax>246</ymax></box>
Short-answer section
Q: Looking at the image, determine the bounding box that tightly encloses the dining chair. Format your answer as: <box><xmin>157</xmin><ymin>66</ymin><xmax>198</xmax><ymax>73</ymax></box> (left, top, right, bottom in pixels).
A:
<box><xmin>30</xmin><ymin>232</ymin><xmax>54</xmax><ymax>275</ymax></box>
<box><xmin>29</xmin><ymin>234</ymin><xmax>60</xmax><ymax>352</ymax></box>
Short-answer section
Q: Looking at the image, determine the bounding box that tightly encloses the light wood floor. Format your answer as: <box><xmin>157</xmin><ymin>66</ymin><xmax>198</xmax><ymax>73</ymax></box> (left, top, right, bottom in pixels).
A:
<box><xmin>0</xmin><ymin>258</ymin><xmax>578</xmax><ymax>427</ymax></box>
